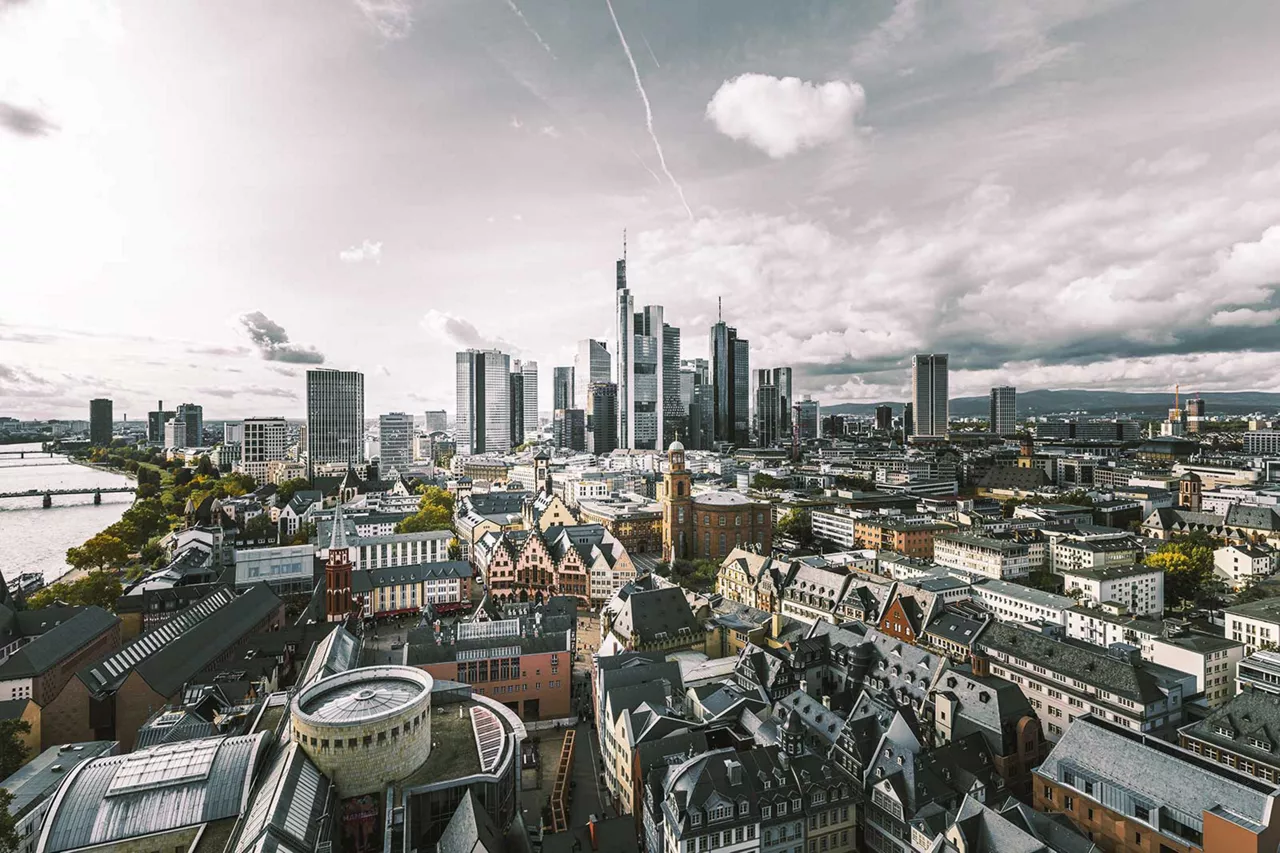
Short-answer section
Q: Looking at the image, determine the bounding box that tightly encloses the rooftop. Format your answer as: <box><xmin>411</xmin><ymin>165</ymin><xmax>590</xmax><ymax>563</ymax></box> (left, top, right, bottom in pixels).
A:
<box><xmin>2</xmin><ymin>742</ymin><xmax>117</xmax><ymax>820</ymax></box>
<box><xmin>970</xmin><ymin>577</ymin><xmax>1075</xmax><ymax>610</ymax></box>
<box><xmin>936</xmin><ymin>531</ymin><xmax>1031</xmax><ymax>552</ymax></box>
<box><xmin>1060</xmin><ymin>564</ymin><xmax>1157</xmax><ymax>582</ymax></box>
<box><xmin>293</xmin><ymin>666</ymin><xmax>432</xmax><ymax>726</ymax></box>
<box><xmin>1227</xmin><ymin>598</ymin><xmax>1280</xmax><ymax>621</ymax></box>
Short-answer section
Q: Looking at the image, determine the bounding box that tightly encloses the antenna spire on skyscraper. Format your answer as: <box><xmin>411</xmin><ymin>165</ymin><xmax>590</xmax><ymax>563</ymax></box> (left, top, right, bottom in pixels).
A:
<box><xmin>623</xmin><ymin>227</ymin><xmax>627</xmax><ymax>262</ymax></box>
<box><xmin>718</xmin><ymin>296</ymin><xmax>722</xmax><ymax>322</ymax></box>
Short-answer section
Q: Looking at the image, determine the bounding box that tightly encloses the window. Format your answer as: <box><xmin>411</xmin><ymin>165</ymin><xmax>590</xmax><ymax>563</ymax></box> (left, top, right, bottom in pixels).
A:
<box><xmin>1042</xmin><ymin>785</ymin><xmax>1052</xmax><ymax>802</ymax></box>
<box><xmin>762</xmin><ymin>806</ymin><xmax>771</xmax><ymax>819</ymax></box>
<box><xmin>1134</xmin><ymin>803</ymin><xmax>1150</xmax><ymax>822</ymax></box>
<box><xmin>1064</xmin><ymin>796</ymin><xmax>1074</xmax><ymax>811</ymax></box>
<box><xmin>738</xmin><ymin>801</ymin><xmax>748</xmax><ymax>816</ymax></box>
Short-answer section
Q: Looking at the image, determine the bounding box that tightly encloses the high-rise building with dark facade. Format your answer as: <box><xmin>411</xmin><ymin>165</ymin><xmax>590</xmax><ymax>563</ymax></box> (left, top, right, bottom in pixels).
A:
<box><xmin>147</xmin><ymin>401</ymin><xmax>174</xmax><ymax>445</ymax></box>
<box><xmin>423</xmin><ymin>410</ymin><xmax>448</xmax><ymax>434</ymax></box>
<box><xmin>662</xmin><ymin>324</ymin><xmax>684</xmax><ymax>448</ymax></box>
<box><xmin>772</xmin><ymin>367</ymin><xmax>793</xmax><ymax>437</ymax></box>
<box><xmin>911</xmin><ymin>353</ymin><xmax>949</xmax><ymax>438</ymax></box>
<box><xmin>614</xmin><ymin>244</ymin><xmax>676</xmax><ymax>450</ymax></box>
<box><xmin>455</xmin><ymin>350</ymin><xmax>510</xmax><ymax>455</ymax></box>
<box><xmin>307</xmin><ymin>369</ymin><xmax>365</xmax><ymax>471</ymax></box>
<box><xmin>754</xmin><ymin>369</ymin><xmax>779</xmax><ymax>447</ymax></box>
<box><xmin>689</xmin><ymin>384</ymin><xmax>714</xmax><ymax>451</ymax></box>
<box><xmin>512</xmin><ymin>359</ymin><xmax>537</xmax><ymax>442</ymax></box>
<box><xmin>553</xmin><ymin>409</ymin><xmax>586</xmax><ymax>451</ymax></box>
<box><xmin>795</xmin><ymin>397</ymin><xmax>819</xmax><ymax>441</ymax></box>
<box><xmin>586</xmin><ymin>382</ymin><xmax>618</xmax><ymax>456</ymax></box>
<box><xmin>875</xmin><ymin>405</ymin><xmax>893</xmax><ymax>431</ymax></box>
<box><xmin>89</xmin><ymin>398</ymin><xmax>113</xmax><ymax>446</ymax></box>
<box><xmin>553</xmin><ymin>366</ymin><xmax>574</xmax><ymax>411</ymax></box>
<box><xmin>989</xmin><ymin>386</ymin><xmax>1017</xmax><ymax>436</ymax></box>
<box><xmin>904</xmin><ymin>402</ymin><xmax>914</xmax><ymax>439</ymax></box>
<box><xmin>379</xmin><ymin>412</ymin><xmax>414</xmax><ymax>472</ymax></box>
<box><xmin>710</xmin><ymin>315</ymin><xmax>749</xmax><ymax>446</ymax></box>
<box><xmin>174</xmin><ymin>402</ymin><xmax>204</xmax><ymax>447</ymax></box>
<box><xmin>509</xmin><ymin>371</ymin><xmax>524</xmax><ymax>446</ymax></box>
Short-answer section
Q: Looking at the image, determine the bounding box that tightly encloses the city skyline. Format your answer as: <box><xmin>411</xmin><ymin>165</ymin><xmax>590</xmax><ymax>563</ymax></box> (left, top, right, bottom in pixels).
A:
<box><xmin>5</xmin><ymin>1</ymin><xmax>1280</xmax><ymax>420</ymax></box>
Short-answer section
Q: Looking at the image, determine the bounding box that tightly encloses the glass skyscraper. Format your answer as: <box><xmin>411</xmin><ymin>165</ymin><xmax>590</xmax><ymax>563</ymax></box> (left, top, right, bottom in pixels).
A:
<box><xmin>306</xmin><ymin>368</ymin><xmax>365</xmax><ymax>472</ymax></box>
<box><xmin>455</xmin><ymin>350</ymin><xmax>511</xmax><ymax>454</ymax></box>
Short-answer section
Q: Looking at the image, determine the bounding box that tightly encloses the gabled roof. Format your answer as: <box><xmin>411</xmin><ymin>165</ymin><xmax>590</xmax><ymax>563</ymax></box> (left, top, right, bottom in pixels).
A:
<box><xmin>0</xmin><ymin>606</ymin><xmax>118</xmax><ymax>681</ymax></box>
<box><xmin>611</xmin><ymin>586</ymin><xmax>702</xmax><ymax>645</ymax></box>
<box><xmin>437</xmin><ymin>789</ymin><xmax>504</xmax><ymax>853</ymax></box>
<box><xmin>232</xmin><ymin>743</ymin><xmax>330</xmax><ymax>853</ymax></box>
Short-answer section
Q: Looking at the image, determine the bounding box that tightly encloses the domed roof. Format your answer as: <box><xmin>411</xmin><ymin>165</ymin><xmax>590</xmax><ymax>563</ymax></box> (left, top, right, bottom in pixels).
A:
<box><xmin>668</xmin><ymin>439</ymin><xmax>685</xmax><ymax>453</ymax></box>
<box><xmin>1181</xmin><ymin>471</ymin><xmax>1202</xmax><ymax>483</ymax></box>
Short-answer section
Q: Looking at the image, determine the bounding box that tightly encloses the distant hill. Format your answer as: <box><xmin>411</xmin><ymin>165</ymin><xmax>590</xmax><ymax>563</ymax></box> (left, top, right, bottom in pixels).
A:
<box><xmin>821</xmin><ymin>389</ymin><xmax>1280</xmax><ymax>418</ymax></box>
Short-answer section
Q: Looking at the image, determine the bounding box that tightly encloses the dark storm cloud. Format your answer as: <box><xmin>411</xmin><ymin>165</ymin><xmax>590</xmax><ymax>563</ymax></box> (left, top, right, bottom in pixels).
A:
<box><xmin>239</xmin><ymin>311</ymin><xmax>326</xmax><ymax>364</ymax></box>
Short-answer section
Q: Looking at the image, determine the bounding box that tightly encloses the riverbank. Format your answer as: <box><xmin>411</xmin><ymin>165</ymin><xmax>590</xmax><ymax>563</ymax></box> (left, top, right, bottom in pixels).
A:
<box><xmin>71</xmin><ymin>458</ymin><xmax>139</xmax><ymax>482</ymax></box>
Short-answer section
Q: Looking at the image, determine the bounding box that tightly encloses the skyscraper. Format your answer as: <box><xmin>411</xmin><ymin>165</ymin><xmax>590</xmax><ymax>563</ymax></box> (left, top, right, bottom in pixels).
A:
<box><xmin>574</xmin><ymin>339</ymin><xmax>610</xmax><ymax>417</ymax></box>
<box><xmin>795</xmin><ymin>397</ymin><xmax>819</xmax><ymax>441</ymax></box>
<box><xmin>681</xmin><ymin>359</ymin><xmax>712</xmax><ymax>450</ymax></box>
<box><xmin>423</xmin><ymin>410</ymin><xmax>448</xmax><ymax>434</ymax></box>
<box><xmin>662</xmin><ymin>323</ymin><xmax>683</xmax><ymax>448</ymax></box>
<box><xmin>518</xmin><ymin>359</ymin><xmax>538</xmax><ymax>440</ymax></box>
<box><xmin>586</xmin><ymin>381</ymin><xmax>618</xmax><ymax>455</ymax></box>
<box><xmin>904</xmin><ymin>402</ymin><xmax>914</xmax><ymax>439</ymax></box>
<box><xmin>989</xmin><ymin>386</ymin><xmax>1017</xmax><ymax>436</ymax></box>
<box><xmin>455</xmin><ymin>349</ymin><xmax>511</xmax><ymax>455</ymax></box>
<box><xmin>509</xmin><ymin>371</ymin><xmax>524</xmax><ymax>446</ymax></box>
<box><xmin>875</xmin><ymin>405</ymin><xmax>893</xmax><ymax>431</ymax></box>
<box><xmin>910</xmin><ymin>354</ymin><xmax>950</xmax><ymax>438</ymax></box>
<box><xmin>772</xmin><ymin>367</ymin><xmax>793</xmax><ymax>438</ymax></box>
<box><xmin>89</xmin><ymin>398</ymin><xmax>112</xmax><ymax>446</ymax></box>
<box><xmin>553</xmin><ymin>366</ymin><xmax>575</xmax><ymax>411</ymax></box>
<box><xmin>754</xmin><ymin>369</ymin><xmax>779</xmax><ymax>447</ymax></box>
<box><xmin>553</xmin><ymin>409</ymin><xmax>586</xmax><ymax>451</ymax></box>
<box><xmin>147</xmin><ymin>401</ymin><xmax>174</xmax><ymax>445</ymax></box>
<box><xmin>241</xmin><ymin>417</ymin><xmax>287</xmax><ymax>482</ymax></box>
<box><xmin>174</xmin><ymin>402</ymin><xmax>204</xmax><ymax>447</ymax></box>
<box><xmin>614</xmin><ymin>242</ymin><xmax>675</xmax><ymax>450</ymax></box>
<box><xmin>379</xmin><ymin>412</ymin><xmax>414</xmax><ymax>472</ymax></box>
<box><xmin>709</xmin><ymin>311</ymin><xmax>749</xmax><ymax>446</ymax></box>
<box><xmin>307</xmin><ymin>369</ymin><xmax>365</xmax><ymax>471</ymax></box>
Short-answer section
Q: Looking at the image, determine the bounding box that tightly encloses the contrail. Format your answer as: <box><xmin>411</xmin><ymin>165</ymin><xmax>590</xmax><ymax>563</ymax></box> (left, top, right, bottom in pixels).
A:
<box><xmin>640</xmin><ymin>32</ymin><xmax>660</xmax><ymax>69</ymax></box>
<box><xmin>629</xmin><ymin>147</ymin><xmax>662</xmax><ymax>185</ymax></box>
<box><xmin>504</xmin><ymin>0</ymin><xmax>557</xmax><ymax>59</ymax></box>
<box><xmin>605</xmin><ymin>0</ymin><xmax>693</xmax><ymax>219</ymax></box>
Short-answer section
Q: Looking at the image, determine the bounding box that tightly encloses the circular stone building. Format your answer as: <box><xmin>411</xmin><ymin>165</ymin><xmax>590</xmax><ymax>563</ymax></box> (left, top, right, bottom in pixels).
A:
<box><xmin>291</xmin><ymin>665</ymin><xmax>434</xmax><ymax>797</ymax></box>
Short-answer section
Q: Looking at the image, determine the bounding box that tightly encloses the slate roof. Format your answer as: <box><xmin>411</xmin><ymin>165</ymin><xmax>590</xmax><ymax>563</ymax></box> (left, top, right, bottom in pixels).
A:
<box><xmin>437</xmin><ymin>789</ymin><xmax>503</xmax><ymax>853</ymax></box>
<box><xmin>1226</xmin><ymin>504</ymin><xmax>1280</xmax><ymax>532</ymax></box>
<box><xmin>978</xmin><ymin>465</ymin><xmax>1050</xmax><ymax>490</ymax></box>
<box><xmin>1226</xmin><ymin>597</ymin><xmax>1280</xmax><ymax>623</ymax></box>
<box><xmin>978</xmin><ymin>622</ymin><xmax>1175</xmax><ymax>704</ymax></box>
<box><xmin>0</xmin><ymin>606</ymin><xmax>118</xmax><ymax>680</ymax></box>
<box><xmin>40</xmin><ymin>733</ymin><xmax>270</xmax><ymax>853</ymax></box>
<box><xmin>232</xmin><ymin>743</ymin><xmax>330</xmax><ymax>853</ymax></box>
<box><xmin>351</xmin><ymin>560</ymin><xmax>473</xmax><ymax>593</ymax></box>
<box><xmin>1</xmin><ymin>742</ymin><xmax>117</xmax><ymax>822</ymax></box>
<box><xmin>611</xmin><ymin>586</ymin><xmax>703</xmax><ymax>645</ymax></box>
<box><xmin>933</xmin><ymin>668</ymin><xmax>1034</xmax><ymax>757</ymax></box>
<box><xmin>1037</xmin><ymin>715</ymin><xmax>1277</xmax><ymax>830</ymax></box>
<box><xmin>924</xmin><ymin>610</ymin><xmax>989</xmax><ymax>649</ymax></box>
<box><xmin>1181</xmin><ymin>690</ymin><xmax>1280</xmax><ymax>769</ymax></box>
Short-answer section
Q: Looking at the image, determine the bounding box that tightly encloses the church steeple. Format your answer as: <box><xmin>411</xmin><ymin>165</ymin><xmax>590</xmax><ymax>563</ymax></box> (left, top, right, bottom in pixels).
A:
<box><xmin>325</xmin><ymin>503</ymin><xmax>353</xmax><ymax>623</ymax></box>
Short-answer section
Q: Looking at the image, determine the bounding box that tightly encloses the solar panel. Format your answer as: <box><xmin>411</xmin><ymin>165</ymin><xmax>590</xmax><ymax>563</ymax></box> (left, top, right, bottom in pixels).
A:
<box><xmin>107</xmin><ymin>738</ymin><xmax>221</xmax><ymax>796</ymax></box>
<box><xmin>469</xmin><ymin>706</ymin><xmax>504</xmax><ymax>773</ymax></box>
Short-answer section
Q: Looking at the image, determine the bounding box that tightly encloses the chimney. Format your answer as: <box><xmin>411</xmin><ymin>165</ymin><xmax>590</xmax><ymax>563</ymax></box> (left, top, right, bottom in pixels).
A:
<box><xmin>822</xmin><ymin>694</ymin><xmax>831</xmax><ymax>710</ymax></box>
<box><xmin>772</xmin><ymin>611</ymin><xmax>783</xmax><ymax>638</ymax></box>
<box><xmin>800</xmin><ymin>679</ymin><xmax>808</xmax><ymax>696</ymax></box>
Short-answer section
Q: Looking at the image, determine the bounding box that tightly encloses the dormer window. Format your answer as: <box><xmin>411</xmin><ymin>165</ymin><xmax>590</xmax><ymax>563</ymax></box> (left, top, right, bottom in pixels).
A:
<box><xmin>1216</xmin><ymin>725</ymin><xmax>1236</xmax><ymax>738</ymax></box>
<box><xmin>690</xmin><ymin>812</ymin><xmax>701</xmax><ymax>826</ymax></box>
<box><xmin>738</xmin><ymin>801</ymin><xmax>749</xmax><ymax>816</ymax></box>
<box><xmin>1250</xmin><ymin>737</ymin><xmax>1273</xmax><ymax>752</ymax></box>
<box><xmin>710</xmin><ymin>804</ymin><xmax>732</xmax><ymax>822</ymax></box>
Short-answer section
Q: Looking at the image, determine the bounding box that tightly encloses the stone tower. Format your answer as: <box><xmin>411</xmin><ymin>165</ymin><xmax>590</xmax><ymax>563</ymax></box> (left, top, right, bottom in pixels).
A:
<box><xmin>662</xmin><ymin>438</ymin><xmax>691</xmax><ymax>562</ymax></box>
<box><xmin>326</xmin><ymin>503</ymin><xmax>354</xmax><ymax>622</ymax></box>
<box><xmin>1179</xmin><ymin>471</ymin><xmax>1202</xmax><ymax>512</ymax></box>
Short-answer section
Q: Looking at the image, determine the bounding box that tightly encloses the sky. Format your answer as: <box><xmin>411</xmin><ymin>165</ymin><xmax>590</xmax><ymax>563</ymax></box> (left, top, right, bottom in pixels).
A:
<box><xmin>3</xmin><ymin>0</ymin><xmax>1280</xmax><ymax>421</ymax></box>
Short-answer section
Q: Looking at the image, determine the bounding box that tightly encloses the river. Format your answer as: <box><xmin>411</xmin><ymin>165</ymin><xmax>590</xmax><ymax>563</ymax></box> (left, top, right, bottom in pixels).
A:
<box><xmin>0</xmin><ymin>442</ymin><xmax>134</xmax><ymax>585</ymax></box>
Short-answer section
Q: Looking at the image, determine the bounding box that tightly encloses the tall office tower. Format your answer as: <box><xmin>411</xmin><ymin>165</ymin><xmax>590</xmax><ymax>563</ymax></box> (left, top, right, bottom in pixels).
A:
<box><xmin>689</xmin><ymin>385</ymin><xmax>714</xmax><ymax>450</ymax></box>
<box><xmin>89</xmin><ymin>398</ymin><xmax>113</xmax><ymax>446</ymax></box>
<box><xmin>989</xmin><ymin>386</ymin><xmax>1017</xmax><ymax>436</ymax></box>
<box><xmin>795</xmin><ymin>397</ymin><xmax>820</xmax><ymax>441</ymax></box>
<box><xmin>518</xmin><ymin>360</ymin><xmax>539</xmax><ymax>440</ymax></box>
<box><xmin>1186</xmin><ymin>396</ymin><xmax>1205</xmax><ymax>434</ymax></box>
<box><xmin>241</xmin><ymin>417</ymin><xmax>287</xmax><ymax>482</ymax></box>
<box><xmin>910</xmin><ymin>353</ymin><xmax>950</xmax><ymax>438</ymax></box>
<box><xmin>163</xmin><ymin>418</ymin><xmax>184</xmax><ymax>449</ymax></box>
<box><xmin>755</xmin><ymin>369</ymin><xmax>779</xmax><ymax>447</ymax></box>
<box><xmin>615</xmin><ymin>247</ymin><xmax>633</xmax><ymax>449</ymax></box>
<box><xmin>772</xmin><ymin>367</ymin><xmax>793</xmax><ymax>437</ymax></box>
<box><xmin>553</xmin><ymin>409</ymin><xmax>586</xmax><ymax>451</ymax></box>
<box><xmin>574</xmin><ymin>339</ymin><xmax>610</xmax><ymax>417</ymax></box>
<box><xmin>306</xmin><ymin>368</ymin><xmax>366</xmax><ymax>472</ymax></box>
<box><xmin>875</xmin><ymin>405</ymin><xmax>893</xmax><ymax>432</ymax></box>
<box><xmin>586</xmin><ymin>382</ymin><xmax>618</xmax><ymax>455</ymax></box>
<box><xmin>661</xmin><ymin>324</ymin><xmax>683</xmax><ymax>448</ymax></box>
<box><xmin>682</xmin><ymin>358</ymin><xmax>709</xmax><ymax>384</ymax></box>
<box><xmin>455</xmin><ymin>349</ymin><xmax>511</xmax><ymax>455</ymax></box>
<box><xmin>224</xmin><ymin>422</ymin><xmax>244</xmax><ymax>444</ymax></box>
<box><xmin>903</xmin><ymin>403</ymin><xmax>914</xmax><ymax>439</ymax></box>
<box><xmin>378</xmin><ymin>412</ymin><xmax>414</xmax><ymax>472</ymax></box>
<box><xmin>553</xmin><ymin>366</ymin><xmax>575</xmax><ymax>411</ymax></box>
<box><xmin>508</xmin><ymin>371</ymin><xmax>524</xmax><ymax>446</ymax></box>
<box><xmin>423</xmin><ymin>410</ymin><xmax>448</xmax><ymax>434</ymax></box>
<box><xmin>628</xmin><ymin>305</ymin><xmax>667</xmax><ymax>450</ymax></box>
<box><xmin>174</xmin><ymin>403</ymin><xmax>204</xmax><ymax>447</ymax></box>
<box><xmin>710</xmin><ymin>312</ymin><xmax>750</xmax><ymax>446</ymax></box>
<box><xmin>147</xmin><ymin>401</ymin><xmax>174</xmax><ymax>444</ymax></box>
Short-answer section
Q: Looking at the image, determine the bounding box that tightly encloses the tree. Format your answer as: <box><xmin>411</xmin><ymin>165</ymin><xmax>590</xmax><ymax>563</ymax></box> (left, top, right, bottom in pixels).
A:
<box><xmin>751</xmin><ymin>473</ymin><xmax>790</xmax><ymax>491</ymax></box>
<box><xmin>26</xmin><ymin>572</ymin><xmax>123</xmax><ymax>611</ymax></box>
<box><xmin>289</xmin><ymin>522</ymin><xmax>317</xmax><ymax>546</ymax></box>
<box><xmin>0</xmin><ymin>718</ymin><xmax>31</xmax><ymax>777</ymax></box>
<box><xmin>397</xmin><ymin>487</ymin><xmax>455</xmax><ymax>534</ymax></box>
<box><xmin>173</xmin><ymin>467</ymin><xmax>194</xmax><ymax>487</ymax></box>
<box><xmin>1146</xmin><ymin>538</ymin><xmax>1215</xmax><ymax>610</ymax></box>
<box><xmin>243</xmin><ymin>512</ymin><xmax>277</xmax><ymax>542</ymax></box>
<box><xmin>0</xmin><ymin>788</ymin><xmax>17</xmax><ymax>853</ymax></box>
<box><xmin>275</xmin><ymin>477</ymin><xmax>313</xmax><ymax>506</ymax></box>
<box><xmin>195</xmin><ymin>455</ymin><xmax>217</xmax><ymax>477</ymax></box>
<box><xmin>66</xmin><ymin>532</ymin><xmax>130</xmax><ymax>572</ymax></box>
<box><xmin>777</xmin><ymin>509</ymin><xmax>813</xmax><ymax>547</ymax></box>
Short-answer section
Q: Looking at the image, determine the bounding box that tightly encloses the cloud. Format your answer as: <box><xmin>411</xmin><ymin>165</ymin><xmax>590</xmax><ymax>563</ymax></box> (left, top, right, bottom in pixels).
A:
<box><xmin>539</xmin><ymin>125</ymin><xmax>560</xmax><ymax>138</ymax></box>
<box><xmin>352</xmin><ymin>0</ymin><xmax>413</xmax><ymax>40</ymax></box>
<box><xmin>339</xmin><ymin>239</ymin><xmax>382</xmax><ymax>264</ymax></box>
<box><xmin>509</xmin><ymin>116</ymin><xmax>523</xmax><ymax>129</ymax></box>
<box><xmin>1216</xmin><ymin>225</ymin><xmax>1280</xmax><ymax>291</ymax></box>
<box><xmin>196</xmin><ymin>385</ymin><xmax>299</xmax><ymax>400</ymax></box>
<box><xmin>421</xmin><ymin>310</ymin><xmax>519</xmax><ymax>353</ymax></box>
<box><xmin>239</xmin><ymin>311</ymin><xmax>326</xmax><ymax>364</ymax></box>
<box><xmin>503</xmin><ymin>0</ymin><xmax>556</xmax><ymax>59</ymax></box>
<box><xmin>186</xmin><ymin>344</ymin><xmax>250</xmax><ymax>357</ymax></box>
<box><xmin>706</xmin><ymin>74</ymin><xmax>866</xmax><ymax>159</ymax></box>
<box><xmin>1209</xmin><ymin>308</ymin><xmax>1280</xmax><ymax>327</ymax></box>
<box><xmin>0</xmin><ymin>102</ymin><xmax>56</xmax><ymax>137</ymax></box>
<box><xmin>851</xmin><ymin>0</ymin><xmax>920</xmax><ymax>65</ymax></box>
<box><xmin>376</xmin><ymin>364</ymin><xmax>391</xmax><ymax>377</ymax></box>
<box><xmin>1128</xmin><ymin>148</ymin><xmax>1210</xmax><ymax>178</ymax></box>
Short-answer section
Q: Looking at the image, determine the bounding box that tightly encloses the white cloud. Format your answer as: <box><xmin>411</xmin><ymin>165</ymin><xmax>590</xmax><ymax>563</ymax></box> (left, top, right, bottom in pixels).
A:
<box><xmin>421</xmin><ymin>310</ymin><xmax>519</xmax><ymax>353</ymax></box>
<box><xmin>539</xmin><ymin>125</ymin><xmax>560</xmax><ymax>138</ymax></box>
<box><xmin>1216</xmin><ymin>225</ymin><xmax>1280</xmax><ymax>290</ymax></box>
<box><xmin>1128</xmin><ymin>148</ymin><xmax>1210</xmax><ymax>178</ymax></box>
<box><xmin>1209</xmin><ymin>307</ymin><xmax>1280</xmax><ymax>327</ymax></box>
<box><xmin>339</xmin><ymin>238</ymin><xmax>383</xmax><ymax>264</ymax></box>
<box><xmin>509</xmin><ymin>116</ymin><xmax>523</xmax><ymax>129</ymax></box>
<box><xmin>706</xmin><ymin>74</ymin><xmax>866</xmax><ymax>159</ymax></box>
<box><xmin>352</xmin><ymin>0</ymin><xmax>413</xmax><ymax>40</ymax></box>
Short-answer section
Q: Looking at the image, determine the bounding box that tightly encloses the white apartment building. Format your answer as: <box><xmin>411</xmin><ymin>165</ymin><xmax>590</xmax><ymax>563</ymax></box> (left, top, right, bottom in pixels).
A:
<box><xmin>934</xmin><ymin>532</ymin><xmax>1033</xmax><ymax>579</ymax></box>
<box><xmin>1245</xmin><ymin>430</ymin><xmax>1280</xmax><ymax>455</ymax></box>
<box><xmin>1148</xmin><ymin>632</ymin><xmax>1243</xmax><ymax>709</ymax></box>
<box><xmin>1214</xmin><ymin>544</ymin><xmax>1276</xmax><ymax>590</ymax></box>
<box><xmin>969</xmin><ymin>578</ymin><xmax>1073</xmax><ymax>626</ymax></box>
<box><xmin>1225</xmin><ymin>599</ymin><xmax>1280</xmax><ymax>654</ymax></box>
<box><xmin>239</xmin><ymin>416</ymin><xmax>288</xmax><ymax>482</ymax></box>
<box><xmin>1048</xmin><ymin>531</ymin><xmax>1141</xmax><ymax>575</ymax></box>
<box><xmin>319</xmin><ymin>529</ymin><xmax>452</xmax><ymax>570</ymax></box>
<box><xmin>1065</xmin><ymin>604</ymin><xmax>1164</xmax><ymax>657</ymax></box>
<box><xmin>1060</xmin><ymin>564</ymin><xmax>1164</xmax><ymax>616</ymax></box>
<box><xmin>811</xmin><ymin>507</ymin><xmax>858</xmax><ymax>549</ymax></box>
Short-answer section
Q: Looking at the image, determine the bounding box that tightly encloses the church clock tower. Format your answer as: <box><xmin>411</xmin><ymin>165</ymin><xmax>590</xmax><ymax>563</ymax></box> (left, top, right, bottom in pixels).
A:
<box><xmin>326</xmin><ymin>504</ymin><xmax>354</xmax><ymax>623</ymax></box>
<box><xmin>662</xmin><ymin>439</ymin><xmax>692</xmax><ymax>562</ymax></box>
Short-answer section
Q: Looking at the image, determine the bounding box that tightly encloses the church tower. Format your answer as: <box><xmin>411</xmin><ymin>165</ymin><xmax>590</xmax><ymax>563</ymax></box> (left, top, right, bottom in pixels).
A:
<box><xmin>662</xmin><ymin>438</ymin><xmax>692</xmax><ymax>562</ymax></box>
<box><xmin>1179</xmin><ymin>471</ymin><xmax>1203</xmax><ymax>512</ymax></box>
<box><xmin>326</xmin><ymin>504</ymin><xmax>354</xmax><ymax>622</ymax></box>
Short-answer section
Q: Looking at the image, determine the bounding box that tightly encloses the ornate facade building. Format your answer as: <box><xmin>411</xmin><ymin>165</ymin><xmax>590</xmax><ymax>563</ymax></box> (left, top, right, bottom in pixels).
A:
<box><xmin>659</xmin><ymin>440</ymin><xmax>773</xmax><ymax>562</ymax></box>
<box><xmin>472</xmin><ymin>522</ymin><xmax>635</xmax><ymax>605</ymax></box>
